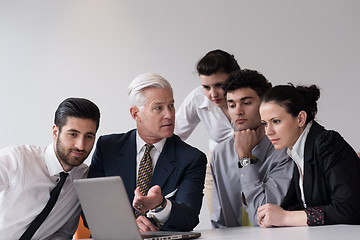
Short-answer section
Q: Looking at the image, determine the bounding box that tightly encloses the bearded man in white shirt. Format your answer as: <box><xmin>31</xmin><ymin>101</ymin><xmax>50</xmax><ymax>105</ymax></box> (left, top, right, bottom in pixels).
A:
<box><xmin>0</xmin><ymin>97</ymin><xmax>100</xmax><ymax>239</ymax></box>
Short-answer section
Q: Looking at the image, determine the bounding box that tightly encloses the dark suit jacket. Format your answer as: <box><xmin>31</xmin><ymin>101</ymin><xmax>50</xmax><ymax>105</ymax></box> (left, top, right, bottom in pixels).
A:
<box><xmin>290</xmin><ymin>121</ymin><xmax>360</xmax><ymax>224</ymax></box>
<box><xmin>87</xmin><ymin>129</ymin><xmax>207</xmax><ymax>231</ymax></box>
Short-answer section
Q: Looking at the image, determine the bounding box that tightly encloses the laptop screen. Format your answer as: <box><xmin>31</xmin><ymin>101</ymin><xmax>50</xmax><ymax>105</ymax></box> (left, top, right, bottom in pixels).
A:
<box><xmin>74</xmin><ymin>176</ymin><xmax>200</xmax><ymax>240</ymax></box>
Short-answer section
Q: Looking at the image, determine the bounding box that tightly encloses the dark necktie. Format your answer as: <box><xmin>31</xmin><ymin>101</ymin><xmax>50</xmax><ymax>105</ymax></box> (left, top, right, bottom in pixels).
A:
<box><xmin>19</xmin><ymin>172</ymin><xmax>69</xmax><ymax>240</ymax></box>
<box><xmin>135</xmin><ymin>144</ymin><xmax>154</xmax><ymax>217</ymax></box>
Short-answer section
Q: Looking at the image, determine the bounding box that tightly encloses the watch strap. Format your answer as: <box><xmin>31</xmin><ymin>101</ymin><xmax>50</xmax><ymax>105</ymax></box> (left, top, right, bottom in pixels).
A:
<box><xmin>151</xmin><ymin>197</ymin><xmax>167</xmax><ymax>213</ymax></box>
<box><xmin>238</xmin><ymin>155</ymin><xmax>257</xmax><ymax>168</ymax></box>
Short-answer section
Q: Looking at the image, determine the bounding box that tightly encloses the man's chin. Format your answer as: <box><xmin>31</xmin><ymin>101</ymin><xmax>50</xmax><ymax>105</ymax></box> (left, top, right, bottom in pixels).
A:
<box><xmin>236</xmin><ymin>126</ymin><xmax>249</xmax><ymax>131</ymax></box>
<box><xmin>160</xmin><ymin>126</ymin><xmax>174</xmax><ymax>136</ymax></box>
<box><xmin>236</xmin><ymin>124</ymin><xmax>260</xmax><ymax>131</ymax></box>
<box><xmin>164</xmin><ymin>132</ymin><xmax>174</xmax><ymax>139</ymax></box>
<box><xmin>159</xmin><ymin>130</ymin><xmax>174</xmax><ymax>139</ymax></box>
<box><xmin>70</xmin><ymin>156</ymin><xmax>88</xmax><ymax>166</ymax></box>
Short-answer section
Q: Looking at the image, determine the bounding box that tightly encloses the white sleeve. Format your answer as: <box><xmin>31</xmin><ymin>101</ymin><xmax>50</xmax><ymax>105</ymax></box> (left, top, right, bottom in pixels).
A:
<box><xmin>174</xmin><ymin>89</ymin><xmax>201</xmax><ymax>141</ymax></box>
<box><xmin>146</xmin><ymin>199</ymin><xmax>172</xmax><ymax>225</ymax></box>
<box><xmin>0</xmin><ymin>150</ymin><xmax>12</xmax><ymax>192</ymax></box>
<box><xmin>0</xmin><ymin>167</ymin><xmax>8</xmax><ymax>192</ymax></box>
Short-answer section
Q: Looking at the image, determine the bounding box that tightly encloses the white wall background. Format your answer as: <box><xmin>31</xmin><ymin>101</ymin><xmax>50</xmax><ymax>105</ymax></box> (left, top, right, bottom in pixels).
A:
<box><xmin>1</xmin><ymin>0</ymin><xmax>360</xmax><ymax>229</ymax></box>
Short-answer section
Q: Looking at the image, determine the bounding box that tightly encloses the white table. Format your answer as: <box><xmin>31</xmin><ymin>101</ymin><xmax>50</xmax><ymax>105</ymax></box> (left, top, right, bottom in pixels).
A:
<box><xmin>199</xmin><ymin>225</ymin><xmax>360</xmax><ymax>240</ymax></box>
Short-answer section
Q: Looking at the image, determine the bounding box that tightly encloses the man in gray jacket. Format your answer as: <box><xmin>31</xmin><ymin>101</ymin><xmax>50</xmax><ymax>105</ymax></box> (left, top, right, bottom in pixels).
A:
<box><xmin>211</xmin><ymin>69</ymin><xmax>293</xmax><ymax>227</ymax></box>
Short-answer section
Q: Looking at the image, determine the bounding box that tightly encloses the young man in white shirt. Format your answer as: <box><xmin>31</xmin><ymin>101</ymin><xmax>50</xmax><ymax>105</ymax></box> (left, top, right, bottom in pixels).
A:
<box><xmin>0</xmin><ymin>97</ymin><xmax>100</xmax><ymax>239</ymax></box>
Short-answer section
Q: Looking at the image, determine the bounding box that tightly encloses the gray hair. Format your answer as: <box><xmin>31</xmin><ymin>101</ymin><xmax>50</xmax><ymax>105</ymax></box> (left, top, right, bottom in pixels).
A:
<box><xmin>127</xmin><ymin>72</ymin><xmax>173</xmax><ymax>109</ymax></box>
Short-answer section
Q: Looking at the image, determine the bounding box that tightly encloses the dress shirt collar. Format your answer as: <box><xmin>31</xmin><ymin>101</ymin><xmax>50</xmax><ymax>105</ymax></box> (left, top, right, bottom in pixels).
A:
<box><xmin>45</xmin><ymin>143</ymin><xmax>67</xmax><ymax>178</ymax></box>
<box><xmin>45</xmin><ymin>143</ymin><xmax>83</xmax><ymax>179</ymax></box>
<box><xmin>136</xmin><ymin>131</ymin><xmax>166</xmax><ymax>155</ymax></box>
<box><xmin>287</xmin><ymin>121</ymin><xmax>313</xmax><ymax>161</ymax></box>
<box><xmin>286</xmin><ymin>121</ymin><xmax>312</xmax><ymax>209</ymax></box>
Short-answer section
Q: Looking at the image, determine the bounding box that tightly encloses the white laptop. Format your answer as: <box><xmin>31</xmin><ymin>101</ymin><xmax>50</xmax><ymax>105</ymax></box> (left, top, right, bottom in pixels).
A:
<box><xmin>73</xmin><ymin>176</ymin><xmax>201</xmax><ymax>240</ymax></box>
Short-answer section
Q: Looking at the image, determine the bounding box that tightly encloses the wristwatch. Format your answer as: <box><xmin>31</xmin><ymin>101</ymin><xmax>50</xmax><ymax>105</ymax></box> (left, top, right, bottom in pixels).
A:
<box><xmin>151</xmin><ymin>197</ymin><xmax>167</xmax><ymax>213</ymax></box>
<box><xmin>238</xmin><ymin>155</ymin><xmax>257</xmax><ymax>168</ymax></box>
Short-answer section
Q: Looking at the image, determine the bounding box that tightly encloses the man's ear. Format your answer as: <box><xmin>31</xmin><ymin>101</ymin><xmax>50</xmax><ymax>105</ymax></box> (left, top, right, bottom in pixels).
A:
<box><xmin>52</xmin><ymin>124</ymin><xmax>59</xmax><ymax>140</ymax></box>
<box><xmin>130</xmin><ymin>106</ymin><xmax>140</xmax><ymax>120</ymax></box>
<box><xmin>297</xmin><ymin>111</ymin><xmax>307</xmax><ymax>127</ymax></box>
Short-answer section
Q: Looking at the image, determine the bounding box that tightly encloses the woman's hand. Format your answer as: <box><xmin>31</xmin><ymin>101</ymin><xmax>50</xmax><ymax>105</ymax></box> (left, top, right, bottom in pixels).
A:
<box><xmin>257</xmin><ymin>203</ymin><xmax>287</xmax><ymax>227</ymax></box>
<box><xmin>257</xmin><ymin>203</ymin><xmax>307</xmax><ymax>227</ymax></box>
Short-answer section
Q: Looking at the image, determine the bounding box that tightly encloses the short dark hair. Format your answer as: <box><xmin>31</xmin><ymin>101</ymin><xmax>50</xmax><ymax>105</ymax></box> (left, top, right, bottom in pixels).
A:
<box><xmin>222</xmin><ymin>69</ymin><xmax>272</xmax><ymax>98</ymax></box>
<box><xmin>54</xmin><ymin>97</ymin><xmax>100</xmax><ymax>132</ymax></box>
<box><xmin>261</xmin><ymin>84</ymin><xmax>320</xmax><ymax>124</ymax></box>
<box><xmin>196</xmin><ymin>49</ymin><xmax>240</xmax><ymax>76</ymax></box>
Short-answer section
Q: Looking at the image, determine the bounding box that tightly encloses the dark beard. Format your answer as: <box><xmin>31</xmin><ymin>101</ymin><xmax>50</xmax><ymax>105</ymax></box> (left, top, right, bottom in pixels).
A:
<box><xmin>55</xmin><ymin>137</ymin><xmax>87</xmax><ymax>169</ymax></box>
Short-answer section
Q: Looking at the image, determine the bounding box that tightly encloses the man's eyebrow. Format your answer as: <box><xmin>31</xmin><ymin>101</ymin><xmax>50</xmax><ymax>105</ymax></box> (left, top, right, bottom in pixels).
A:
<box><xmin>152</xmin><ymin>100</ymin><xmax>175</xmax><ymax>105</ymax></box>
<box><xmin>66</xmin><ymin>129</ymin><xmax>80</xmax><ymax>133</ymax></box>
<box><xmin>239</xmin><ymin>96</ymin><xmax>254</xmax><ymax>101</ymax></box>
<box><xmin>66</xmin><ymin>129</ymin><xmax>96</xmax><ymax>136</ymax></box>
<box><xmin>226</xmin><ymin>96</ymin><xmax>253</xmax><ymax>103</ymax></box>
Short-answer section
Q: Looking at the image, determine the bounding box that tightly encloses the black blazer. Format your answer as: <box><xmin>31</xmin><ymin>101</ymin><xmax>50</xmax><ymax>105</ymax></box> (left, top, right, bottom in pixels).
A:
<box><xmin>290</xmin><ymin>121</ymin><xmax>360</xmax><ymax>224</ymax></box>
<box><xmin>87</xmin><ymin>129</ymin><xmax>207</xmax><ymax>231</ymax></box>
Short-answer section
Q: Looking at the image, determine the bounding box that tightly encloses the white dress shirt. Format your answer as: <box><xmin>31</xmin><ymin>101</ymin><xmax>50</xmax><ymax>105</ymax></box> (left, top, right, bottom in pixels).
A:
<box><xmin>287</xmin><ymin>121</ymin><xmax>313</xmax><ymax>208</ymax></box>
<box><xmin>0</xmin><ymin>144</ymin><xmax>88</xmax><ymax>240</ymax></box>
<box><xmin>175</xmin><ymin>86</ymin><xmax>235</xmax><ymax>152</ymax></box>
<box><xmin>136</xmin><ymin>132</ymin><xmax>172</xmax><ymax>224</ymax></box>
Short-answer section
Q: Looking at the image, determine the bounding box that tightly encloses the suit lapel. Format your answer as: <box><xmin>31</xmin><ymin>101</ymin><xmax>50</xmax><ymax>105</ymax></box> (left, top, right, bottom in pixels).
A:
<box><xmin>303</xmin><ymin>121</ymin><xmax>324</xmax><ymax>206</ymax></box>
<box><xmin>151</xmin><ymin>136</ymin><xmax>176</xmax><ymax>190</ymax></box>
<box><xmin>116</xmin><ymin>130</ymin><xmax>137</xmax><ymax>201</ymax></box>
<box><xmin>292</xmin><ymin>165</ymin><xmax>303</xmax><ymax>206</ymax></box>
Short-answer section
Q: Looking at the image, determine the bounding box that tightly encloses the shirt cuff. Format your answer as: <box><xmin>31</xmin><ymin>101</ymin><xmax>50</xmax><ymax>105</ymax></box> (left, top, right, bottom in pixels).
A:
<box><xmin>305</xmin><ymin>206</ymin><xmax>325</xmax><ymax>226</ymax></box>
<box><xmin>146</xmin><ymin>199</ymin><xmax>172</xmax><ymax>225</ymax></box>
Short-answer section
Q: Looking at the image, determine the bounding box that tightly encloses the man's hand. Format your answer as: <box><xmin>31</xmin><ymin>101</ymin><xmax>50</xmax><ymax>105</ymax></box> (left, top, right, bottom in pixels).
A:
<box><xmin>234</xmin><ymin>125</ymin><xmax>262</xmax><ymax>158</ymax></box>
<box><xmin>136</xmin><ymin>216</ymin><xmax>159</xmax><ymax>232</ymax></box>
<box><xmin>133</xmin><ymin>185</ymin><xmax>163</xmax><ymax>213</ymax></box>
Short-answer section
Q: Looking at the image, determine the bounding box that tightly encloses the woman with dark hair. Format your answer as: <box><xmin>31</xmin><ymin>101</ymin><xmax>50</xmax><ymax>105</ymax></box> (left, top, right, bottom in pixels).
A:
<box><xmin>174</xmin><ymin>49</ymin><xmax>240</xmax><ymax>214</ymax></box>
<box><xmin>257</xmin><ymin>84</ymin><xmax>360</xmax><ymax>227</ymax></box>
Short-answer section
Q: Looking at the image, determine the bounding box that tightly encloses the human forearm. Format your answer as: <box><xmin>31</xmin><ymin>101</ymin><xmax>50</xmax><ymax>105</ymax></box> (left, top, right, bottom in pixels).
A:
<box><xmin>241</xmin><ymin>159</ymin><xmax>293</xmax><ymax>226</ymax></box>
<box><xmin>257</xmin><ymin>203</ymin><xmax>307</xmax><ymax>227</ymax></box>
<box><xmin>282</xmin><ymin>210</ymin><xmax>307</xmax><ymax>227</ymax></box>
